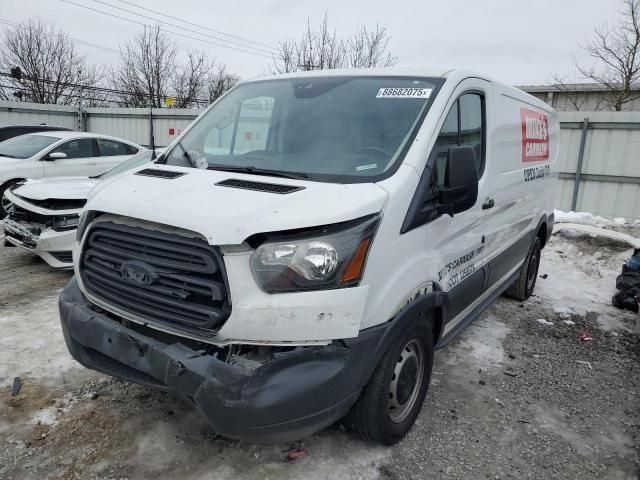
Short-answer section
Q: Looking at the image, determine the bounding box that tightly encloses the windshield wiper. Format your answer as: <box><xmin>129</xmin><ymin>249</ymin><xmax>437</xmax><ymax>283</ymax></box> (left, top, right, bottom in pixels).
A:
<box><xmin>207</xmin><ymin>164</ymin><xmax>309</xmax><ymax>179</ymax></box>
<box><xmin>0</xmin><ymin>153</ymin><xmax>15</xmax><ymax>158</ymax></box>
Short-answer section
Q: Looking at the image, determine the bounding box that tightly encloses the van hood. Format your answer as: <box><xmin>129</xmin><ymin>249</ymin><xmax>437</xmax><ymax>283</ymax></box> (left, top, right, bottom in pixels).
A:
<box><xmin>85</xmin><ymin>165</ymin><xmax>388</xmax><ymax>245</ymax></box>
<box><xmin>14</xmin><ymin>176</ymin><xmax>99</xmax><ymax>201</ymax></box>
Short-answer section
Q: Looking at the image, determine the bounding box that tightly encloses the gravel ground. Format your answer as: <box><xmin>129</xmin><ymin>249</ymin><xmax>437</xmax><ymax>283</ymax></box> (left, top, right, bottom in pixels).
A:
<box><xmin>1</xmin><ymin>228</ymin><xmax>639</xmax><ymax>480</ymax></box>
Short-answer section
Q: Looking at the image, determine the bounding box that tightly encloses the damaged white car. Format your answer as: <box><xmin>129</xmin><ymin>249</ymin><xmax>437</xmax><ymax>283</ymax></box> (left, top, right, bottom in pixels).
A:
<box><xmin>3</xmin><ymin>149</ymin><xmax>160</xmax><ymax>268</ymax></box>
<box><xmin>0</xmin><ymin>131</ymin><xmax>143</xmax><ymax>217</ymax></box>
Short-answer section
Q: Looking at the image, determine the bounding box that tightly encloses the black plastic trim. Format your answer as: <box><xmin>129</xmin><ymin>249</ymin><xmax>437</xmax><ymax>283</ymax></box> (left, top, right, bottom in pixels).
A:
<box><xmin>216</xmin><ymin>178</ymin><xmax>304</xmax><ymax>194</ymax></box>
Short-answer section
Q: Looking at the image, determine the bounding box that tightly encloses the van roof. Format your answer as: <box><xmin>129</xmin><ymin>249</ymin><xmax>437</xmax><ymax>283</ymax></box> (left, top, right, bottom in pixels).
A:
<box><xmin>249</xmin><ymin>67</ymin><xmax>488</xmax><ymax>83</ymax></box>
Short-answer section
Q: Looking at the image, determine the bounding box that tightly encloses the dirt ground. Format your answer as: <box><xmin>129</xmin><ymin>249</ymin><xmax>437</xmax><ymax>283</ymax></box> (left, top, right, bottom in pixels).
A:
<box><xmin>1</xmin><ymin>226</ymin><xmax>639</xmax><ymax>480</ymax></box>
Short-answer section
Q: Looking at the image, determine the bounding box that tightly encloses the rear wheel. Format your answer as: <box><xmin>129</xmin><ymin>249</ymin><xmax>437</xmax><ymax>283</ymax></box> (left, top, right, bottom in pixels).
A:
<box><xmin>505</xmin><ymin>236</ymin><xmax>542</xmax><ymax>301</ymax></box>
<box><xmin>345</xmin><ymin>317</ymin><xmax>434</xmax><ymax>445</ymax></box>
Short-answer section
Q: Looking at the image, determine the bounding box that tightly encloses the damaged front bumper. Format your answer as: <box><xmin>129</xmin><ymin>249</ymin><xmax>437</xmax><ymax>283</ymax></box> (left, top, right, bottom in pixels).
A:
<box><xmin>59</xmin><ymin>278</ymin><xmax>383</xmax><ymax>444</ymax></box>
<box><xmin>4</xmin><ymin>218</ymin><xmax>75</xmax><ymax>268</ymax></box>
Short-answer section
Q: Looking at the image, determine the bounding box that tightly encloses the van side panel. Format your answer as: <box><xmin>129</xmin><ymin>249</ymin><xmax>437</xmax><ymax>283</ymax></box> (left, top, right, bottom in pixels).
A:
<box><xmin>488</xmin><ymin>87</ymin><xmax>558</xmax><ymax>284</ymax></box>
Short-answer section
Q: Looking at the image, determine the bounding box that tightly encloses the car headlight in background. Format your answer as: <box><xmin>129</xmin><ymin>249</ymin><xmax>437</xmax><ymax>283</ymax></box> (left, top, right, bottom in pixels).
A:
<box><xmin>251</xmin><ymin>215</ymin><xmax>379</xmax><ymax>293</ymax></box>
<box><xmin>52</xmin><ymin>214</ymin><xmax>80</xmax><ymax>232</ymax></box>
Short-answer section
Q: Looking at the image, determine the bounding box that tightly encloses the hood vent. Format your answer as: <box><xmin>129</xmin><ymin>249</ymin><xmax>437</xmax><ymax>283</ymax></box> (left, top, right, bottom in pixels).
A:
<box><xmin>216</xmin><ymin>178</ymin><xmax>304</xmax><ymax>194</ymax></box>
<box><xmin>135</xmin><ymin>169</ymin><xmax>186</xmax><ymax>179</ymax></box>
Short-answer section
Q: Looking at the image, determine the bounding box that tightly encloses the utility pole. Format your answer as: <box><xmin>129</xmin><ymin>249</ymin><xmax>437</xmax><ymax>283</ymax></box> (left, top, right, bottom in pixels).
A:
<box><xmin>77</xmin><ymin>69</ymin><xmax>85</xmax><ymax>132</ymax></box>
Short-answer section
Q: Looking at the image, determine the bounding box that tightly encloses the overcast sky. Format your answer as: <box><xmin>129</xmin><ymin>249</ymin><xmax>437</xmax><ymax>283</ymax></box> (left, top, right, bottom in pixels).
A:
<box><xmin>0</xmin><ymin>0</ymin><xmax>622</xmax><ymax>86</ymax></box>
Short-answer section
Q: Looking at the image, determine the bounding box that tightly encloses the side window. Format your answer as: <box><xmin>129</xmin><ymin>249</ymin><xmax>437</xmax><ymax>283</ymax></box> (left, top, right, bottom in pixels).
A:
<box><xmin>97</xmin><ymin>138</ymin><xmax>129</xmax><ymax>156</ymax></box>
<box><xmin>124</xmin><ymin>144</ymin><xmax>139</xmax><ymax>155</ymax></box>
<box><xmin>459</xmin><ymin>94</ymin><xmax>484</xmax><ymax>173</ymax></box>
<box><xmin>50</xmin><ymin>139</ymin><xmax>95</xmax><ymax>159</ymax></box>
<box><xmin>433</xmin><ymin>92</ymin><xmax>485</xmax><ymax>186</ymax></box>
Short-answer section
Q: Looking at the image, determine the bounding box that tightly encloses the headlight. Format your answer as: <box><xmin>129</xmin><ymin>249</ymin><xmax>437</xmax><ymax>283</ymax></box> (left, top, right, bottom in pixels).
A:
<box><xmin>52</xmin><ymin>214</ymin><xmax>80</xmax><ymax>231</ymax></box>
<box><xmin>251</xmin><ymin>215</ymin><xmax>379</xmax><ymax>293</ymax></box>
<box><xmin>75</xmin><ymin>210</ymin><xmax>95</xmax><ymax>241</ymax></box>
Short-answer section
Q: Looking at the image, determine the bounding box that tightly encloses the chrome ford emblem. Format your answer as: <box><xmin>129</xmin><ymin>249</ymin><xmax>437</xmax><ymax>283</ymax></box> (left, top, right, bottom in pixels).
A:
<box><xmin>119</xmin><ymin>261</ymin><xmax>157</xmax><ymax>286</ymax></box>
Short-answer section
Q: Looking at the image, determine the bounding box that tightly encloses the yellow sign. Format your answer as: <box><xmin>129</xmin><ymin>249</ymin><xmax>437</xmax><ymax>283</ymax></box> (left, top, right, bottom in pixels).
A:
<box><xmin>165</xmin><ymin>96</ymin><xmax>175</xmax><ymax>107</ymax></box>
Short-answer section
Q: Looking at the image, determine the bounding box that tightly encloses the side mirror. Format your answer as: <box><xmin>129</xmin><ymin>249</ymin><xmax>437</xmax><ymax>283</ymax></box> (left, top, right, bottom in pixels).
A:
<box><xmin>44</xmin><ymin>152</ymin><xmax>67</xmax><ymax>161</ymax></box>
<box><xmin>438</xmin><ymin>146</ymin><xmax>479</xmax><ymax>216</ymax></box>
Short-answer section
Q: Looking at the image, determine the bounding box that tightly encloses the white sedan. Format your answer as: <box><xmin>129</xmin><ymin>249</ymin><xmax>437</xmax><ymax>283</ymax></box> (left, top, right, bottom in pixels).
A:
<box><xmin>0</xmin><ymin>131</ymin><xmax>143</xmax><ymax>216</ymax></box>
<box><xmin>2</xmin><ymin>149</ymin><xmax>161</xmax><ymax>268</ymax></box>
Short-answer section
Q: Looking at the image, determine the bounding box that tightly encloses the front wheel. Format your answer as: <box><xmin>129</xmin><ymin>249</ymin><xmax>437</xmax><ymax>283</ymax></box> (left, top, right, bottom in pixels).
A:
<box><xmin>345</xmin><ymin>317</ymin><xmax>434</xmax><ymax>445</ymax></box>
<box><xmin>0</xmin><ymin>180</ymin><xmax>19</xmax><ymax>218</ymax></box>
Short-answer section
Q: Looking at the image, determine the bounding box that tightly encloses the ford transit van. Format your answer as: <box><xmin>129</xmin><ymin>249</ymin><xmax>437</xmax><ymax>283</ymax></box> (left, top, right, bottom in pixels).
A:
<box><xmin>59</xmin><ymin>68</ymin><xmax>558</xmax><ymax>445</ymax></box>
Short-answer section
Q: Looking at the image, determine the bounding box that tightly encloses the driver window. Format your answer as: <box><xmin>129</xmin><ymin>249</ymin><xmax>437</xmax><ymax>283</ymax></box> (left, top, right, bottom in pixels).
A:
<box><xmin>50</xmin><ymin>139</ymin><xmax>95</xmax><ymax>159</ymax></box>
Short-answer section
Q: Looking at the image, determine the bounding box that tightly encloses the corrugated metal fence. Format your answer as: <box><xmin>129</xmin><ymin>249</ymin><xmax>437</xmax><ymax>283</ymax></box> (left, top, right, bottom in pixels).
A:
<box><xmin>556</xmin><ymin>111</ymin><xmax>640</xmax><ymax>221</ymax></box>
<box><xmin>0</xmin><ymin>100</ymin><xmax>202</xmax><ymax>147</ymax></box>
<box><xmin>1</xmin><ymin>100</ymin><xmax>639</xmax><ymax>220</ymax></box>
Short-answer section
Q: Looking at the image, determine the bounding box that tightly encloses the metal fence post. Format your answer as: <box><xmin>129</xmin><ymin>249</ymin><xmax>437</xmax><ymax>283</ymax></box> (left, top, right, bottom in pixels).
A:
<box><xmin>571</xmin><ymin>117</ymin><xmax>589</xmax><ymax>211</ymax></box>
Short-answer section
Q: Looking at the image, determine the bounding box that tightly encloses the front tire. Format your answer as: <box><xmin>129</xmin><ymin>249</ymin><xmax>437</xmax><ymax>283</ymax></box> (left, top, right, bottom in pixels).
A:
<box><xmin>0</xmin><ymin>180</ymin><xmax>20</xmax><ymax>218</ymax></box>
<box><xmin>505</xmin><ymin>236</ymin><xmax>542</xmax><ymax>301</ymax></box>
<box><xmin>345</xmin><ymin>317</ymin><xmax>434</xmax><ymax>445</ymax></box>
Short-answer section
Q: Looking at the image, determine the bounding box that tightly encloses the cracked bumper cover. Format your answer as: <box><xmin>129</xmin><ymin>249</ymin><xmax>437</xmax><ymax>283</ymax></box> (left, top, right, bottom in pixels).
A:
<box><xmin>59</xmin><ymin>278</ymin><xmax>383</xmax><ymax>444</ymax></box>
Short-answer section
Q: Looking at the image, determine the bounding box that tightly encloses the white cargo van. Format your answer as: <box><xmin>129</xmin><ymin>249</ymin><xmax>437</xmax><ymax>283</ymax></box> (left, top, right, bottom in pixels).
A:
<box><xmin>59</xmin><ymin>68</ymin><xmax>558</xmax><ymax>445</ymax></box>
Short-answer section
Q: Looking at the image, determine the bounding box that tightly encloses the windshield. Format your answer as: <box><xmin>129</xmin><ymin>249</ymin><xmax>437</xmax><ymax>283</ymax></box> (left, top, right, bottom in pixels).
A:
<box><xmin>0</xmin><ymin>134</ymin><xmax>60</xmax><ymax>159</ymax></box>
<box><xmin>98</xmin><ymin>149</ymin><xmax>154</xmax><ymax>179</ymax></box>
<box><xmin>164</xmin><ymin>76</ymin><xmax>441</xmax><ymax>182</ymax></box>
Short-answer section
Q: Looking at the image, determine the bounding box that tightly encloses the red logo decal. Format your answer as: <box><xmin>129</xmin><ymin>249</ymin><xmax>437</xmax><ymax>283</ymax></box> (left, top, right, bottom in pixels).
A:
<box><xmin>244</xmin><ymin>131</ymin><xmax>252</xmax><ymax>140</ymax></box>
<box><xmin>168</xmin><ymin>128</ymin><xmax>175</xmax><ymax>136</ymax></box>
<box><xmin>520</xmin><ymin>108</ymin><xmax>549</xmax><ymax>162</ymax></box>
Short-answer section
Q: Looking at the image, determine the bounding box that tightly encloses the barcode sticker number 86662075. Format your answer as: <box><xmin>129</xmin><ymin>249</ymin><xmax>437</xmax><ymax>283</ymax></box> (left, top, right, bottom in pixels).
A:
<box><xmin>376</xmin><ymin>87</ymin><xmax>432</xmax><ymax>99</ymax></box>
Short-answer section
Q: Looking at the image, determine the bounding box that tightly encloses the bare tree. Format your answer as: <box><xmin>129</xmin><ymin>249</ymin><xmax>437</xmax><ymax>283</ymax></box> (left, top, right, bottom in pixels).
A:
<box><xmin>548</xmin><ymin>74</ymin><xmax>587</xmax><ymax>111</ymax></box>
<box><xmin>347</xmin><ymin>24</ymin><xmax>398</xmax><ymax>68</ymax></box>
<box><xmin>573</xmin><ymin>0</ymin><xmax>640</xmax><ymax>111</ymax></box>
<box><xmin>271</xmin><ymin>13</ymin><xmax>396</xmax><ymax>73</ymax></box>
<box><xmin>0</xmin><ymin>20</ymin><xmax>105</xmax><ymax>105</ymax></box>
<box><xmin>114</xmin><ymin>25</ymin><xmax>177</xmax><ymax>108</ymax></box>
<box><xmin>207</xmin><ymin>64</ymin><xmax>239</xmax><ymax>103</ymax></box>
<box><xmin>172</xmin><ymin>51</ymin><xmax>213</xmax><ymax>108</ymax></box>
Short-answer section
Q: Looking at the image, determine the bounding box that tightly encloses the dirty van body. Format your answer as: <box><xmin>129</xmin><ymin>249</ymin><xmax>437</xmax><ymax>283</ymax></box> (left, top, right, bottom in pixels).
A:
<box><xmin>59</xmin><ymin>69</ymin><xmax>558</xmax><ymax>445</ymax></box>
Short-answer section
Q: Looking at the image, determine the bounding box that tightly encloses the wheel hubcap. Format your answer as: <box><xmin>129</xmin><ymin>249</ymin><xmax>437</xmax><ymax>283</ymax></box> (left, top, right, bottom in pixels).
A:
<box><xmin>388</xmin><ymin>339</ymin><xmax>425</xmax><ymax>424</ymax></box>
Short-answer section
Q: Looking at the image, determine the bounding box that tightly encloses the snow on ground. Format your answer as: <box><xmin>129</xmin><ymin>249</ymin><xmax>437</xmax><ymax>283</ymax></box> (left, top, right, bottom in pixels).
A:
<box><xmin>0</xmin><ymin>293</ymin><xmax>82</xmax><ymax>387</ymax></box>
<box><xmin>555</xmin><ymin>209</ymin><xmax>640</xmax><ymax>227</ymax></box>
<box><xmin>535</xmin><ymin>222</ymin><xmax>639</xmax><ymax>332</ymax></box>
<box><xmin>457</xmin><ymin>314</ymin><xmax>509</xmax><ymax>369</ymax></box>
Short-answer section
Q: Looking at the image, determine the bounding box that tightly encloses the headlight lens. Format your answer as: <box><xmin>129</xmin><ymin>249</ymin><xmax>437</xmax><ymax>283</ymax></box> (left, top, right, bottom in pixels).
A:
<box><xmin>251</xmin><ymin>215</ymin><xmax>379</xmax><ymax>293</ymax></box>
<box><xmin>52</xmin><ymin>214</ymin><xmax>80</xmax><ymax>231</ymax></box>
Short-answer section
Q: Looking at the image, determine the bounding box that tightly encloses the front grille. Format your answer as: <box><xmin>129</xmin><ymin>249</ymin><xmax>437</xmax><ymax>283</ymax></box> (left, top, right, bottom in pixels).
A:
<box><xmin>8</xmin><ymin>205</ymin><xmax>52</xmax><ymax>226</ymax></box>
<box><xmin>80</xmin><ymin>221</ymin><xmax>230</xmax><ymax>336</ymax></box>
<box><xmin>216</xmin><ymin>178</ymin><xmax>304</xmax><ymax>194</ymax></box>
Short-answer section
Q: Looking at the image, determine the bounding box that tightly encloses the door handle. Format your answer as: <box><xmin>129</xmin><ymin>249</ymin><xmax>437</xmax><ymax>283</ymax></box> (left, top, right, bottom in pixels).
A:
<box><xmin>482</xmin><ymin>198</ymin><xmax>495</xmax><ymax>210</ymax></box>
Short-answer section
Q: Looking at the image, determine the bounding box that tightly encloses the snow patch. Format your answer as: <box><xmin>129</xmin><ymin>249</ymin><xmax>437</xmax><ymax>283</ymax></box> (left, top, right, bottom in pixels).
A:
<box><xmin>0</xmin><ymin>294</ymin><xmax>82</xmax><ymax>385</ymax></box>
<box><xmin>458</xmin><ymin>314</ymin><xmax>509</xmax><ymax>369</ymax></box>
<box><xmin>30</xmin><ymin>407</ymin><xmax>58</xmax><ymax>426</ymax></box>
<box><xmin>536</xmin><ymin>239</ymin><xmax>637</xmax><ymax>332</ymax></box>
<box><xmin>536</xmin><ymin>318</ymin><xmax>554</xmax><ymax>326</ymax></box>
<box><xmin>554</xmin><ymin>210</ymin><xmax>618</xmax><ymax>226</ymax></box>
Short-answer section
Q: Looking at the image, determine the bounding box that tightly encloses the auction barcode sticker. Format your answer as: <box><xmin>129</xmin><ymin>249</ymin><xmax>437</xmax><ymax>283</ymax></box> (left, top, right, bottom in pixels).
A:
<box><xmin>376</xmin><ymin>87</ymin><xmax>432</xmax><ymax>99</ymax></box>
